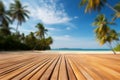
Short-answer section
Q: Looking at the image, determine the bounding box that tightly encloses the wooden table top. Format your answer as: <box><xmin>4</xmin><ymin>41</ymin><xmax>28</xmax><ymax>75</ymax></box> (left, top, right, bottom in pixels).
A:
<box><xmin>0</xmin><ymin>52</ymin><xmax>120</xmax><ymax>80</ymax></box>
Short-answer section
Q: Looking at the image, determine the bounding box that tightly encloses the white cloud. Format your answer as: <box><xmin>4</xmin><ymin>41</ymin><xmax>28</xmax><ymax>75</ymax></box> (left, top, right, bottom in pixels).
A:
<box><xmin>53</xmin><ymin>35</ymin><xmax>71</xmax><ymax>41</ymax></box>
<box><xmin>74</xmin><ymin>16</ymin><xmax>79</xmax><ymax>19</ymax></box>
<box><xmin>29</xmin><ymin>0</ymin><xmax>71</xmax><ymax>24</ymax></box>
<box><xmin>66</xmin><ymin>27</ymin><xmax>71</xmax><ymax>30</ymax></box>
<box><xmin>61</xmin><ymin>21</ymin><xmax>78</xmax><ymax>31</ymax></box>
<box><xmin>47</xmin><ymin>27</ymin><xmax>57</xmax><ymax>31</ymax></box>
<box><xmin>64</xmin><ymin>35</ymin><xmax>70</xmax><ymax>38</ymax></box>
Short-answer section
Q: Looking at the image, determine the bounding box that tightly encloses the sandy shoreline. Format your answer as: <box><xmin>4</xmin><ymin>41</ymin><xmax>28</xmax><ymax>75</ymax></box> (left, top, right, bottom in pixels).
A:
<box><xmin>0</xmin><ymin>50</ymin><xmax>120</xmax><ymax>54</ymax></box>
<box><xmin>35</xmin><ymin>50</ymin><xmax>120</xmax><ymax>54</ymax></box>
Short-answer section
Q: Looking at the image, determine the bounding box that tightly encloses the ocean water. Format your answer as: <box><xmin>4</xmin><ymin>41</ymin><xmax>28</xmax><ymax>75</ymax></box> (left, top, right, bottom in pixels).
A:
<box><xmin>51</xmin><ymin>48</ymin><xmax>111</xmax><ymax>51</ymax></box>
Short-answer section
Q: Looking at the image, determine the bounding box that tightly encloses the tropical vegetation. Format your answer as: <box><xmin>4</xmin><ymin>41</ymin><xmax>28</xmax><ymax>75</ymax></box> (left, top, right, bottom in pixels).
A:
<box><xmin>114</xmin><ymin>44</ymin><xmax>120</xmax><ymax>51</ymax></box>
<box><xmin>80</xmin><ymin>0</ymin><xmax>120</xmax><ymax>53</ymax></box>
<box><xmin>0</xmin><ymin>0</ymin><xmax>53</xmax><ymax>51</ymax></box>
<box><xmin>9</xmin><ymin>0</ymin><xmax>29</xmax><ymax>32</ymax></box>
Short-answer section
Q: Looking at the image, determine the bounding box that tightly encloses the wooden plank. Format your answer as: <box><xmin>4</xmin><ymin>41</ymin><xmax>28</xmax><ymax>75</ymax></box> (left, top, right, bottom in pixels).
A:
<box><xmin>71</xmin><ymin>56</ymin><xmax>94</xmax><ymax>80</ymax></box>
<box><xmin>21</xmin><ymin>58</ymin><xmax>52</xmax><ymax>80</ymax></box>
<box><xmin>50</xmin><ymin>56</ymin><xmax>61</xmax><ymax>80</ymax></box>
<box><xmin>0</xmin><ymin>53</ymin><xmax>120</xmax><ymax>80</ymax></box>
<box><xmin>67</xmin><ymin>57</ymin><xmax>86</xmax><ymax>80</ymax></box>
<box><xmin>0</xmin><ymin>57</ymin><xmax>42</xmax><ymax>80</ymax></box>
<box><xmin>12</xmin><ymin>58</ymin><xmax>50</xmax><ymax>80</ymax></box>
<box><xmin>58</xmin><ymin>55</ymin><xmax>68</xmax><ymax>80</ymax></box>
<box><xmin>73</xmin><ymin>55</ymin><xmax>120</xmax><ymax>80</ymax></box>
<box><xmin>0</xmin><ymin>56</ymin><xmax>37</xmax><ymax>69</ymax></box>
<box><xmin>0</xmin><ymin>57</ymin><xmax>37</xmax><ymax>76</ymax></box>
<box><xmin>39</xmin><ymin>55</ymin><xmax>60</xmax><ymax>80</ymax></box>
<box><xmin>65</xmin><ymin>56</ymin><xmax>77</xmax><ymax>80</ymax></box>
<box><xmin>72</xmin><ymin>56</ymin><xmax>104</xmax><ymax>80</ymax></box>
<box><xmin>29</xmin><ymin>56</ymin><xmax>57</xmax><ymax>80</ymax></box>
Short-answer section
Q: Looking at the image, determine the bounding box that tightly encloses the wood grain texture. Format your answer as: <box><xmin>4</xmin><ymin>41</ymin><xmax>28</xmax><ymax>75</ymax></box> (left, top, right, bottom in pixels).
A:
<box><xmin>0</xmin><ymin>53</ymin><xmax>120</xmax><ymax>80</ymax></box>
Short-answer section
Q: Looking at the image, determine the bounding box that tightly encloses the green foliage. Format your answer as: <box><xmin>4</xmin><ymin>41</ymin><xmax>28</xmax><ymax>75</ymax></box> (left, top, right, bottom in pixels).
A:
<box><xmin>112</xmin><ymin>2</ymin><xmax>120</xmax><ymax>21</ymax></box>
<box><xmin>35</xmin><ymin>23</ymin><xmax>48</xmax><ymax>39</ymax></box>
<box><xmin>9</xmin><ymin>0</ymin><xmax>30</xmax><ymax>32</ymax></box>
<box><xmin>114</xmin><ymin>44</ymin><xmax>120</xmax><ymax>51</ymax></box>
<box><xmin>0</xmin><ymin>35</ymin><xmax>30</xmax><ymax>50</ymax></box>
<box><xmin>0</xmin><ymin>0</ymin><xmax>53</xmax><ymax>51</ymax></box>
<box><xmin>93</xmin><ymin>14</ymin><xmax>119</xmax><ymax>54</ymax></box>
<box><xmin>80</xmin><ymin>0</ymin><xmax>120</xmax><ymax>54</ymax></box>
<box><xmin>114</xmin><ymin>2</ymin><xmax>120</xmax><ymax>12</ymax></box>
<box><xmin>79</xmin><ymin>0</ymin><xmax>106</xmax><ymax>13</ymax></box>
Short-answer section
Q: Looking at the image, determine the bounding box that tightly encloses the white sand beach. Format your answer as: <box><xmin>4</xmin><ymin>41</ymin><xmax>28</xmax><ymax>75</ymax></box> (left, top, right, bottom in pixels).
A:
<box><xmin>36</xmin><ymin>50</ymin><xmax>120</xmax><ymax>54</ymax></box>
<box><xmin>0</xmin><ymin>51</ymin><xmax>120</xmax><ymax>54</ymax></box>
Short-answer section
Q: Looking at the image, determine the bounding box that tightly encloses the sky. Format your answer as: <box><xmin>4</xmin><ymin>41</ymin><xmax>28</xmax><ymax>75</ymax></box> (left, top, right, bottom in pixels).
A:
<box><xmin>2</xmin><ymin>0</ymin><xmax>120</xmax><ymax>49</ymax></box>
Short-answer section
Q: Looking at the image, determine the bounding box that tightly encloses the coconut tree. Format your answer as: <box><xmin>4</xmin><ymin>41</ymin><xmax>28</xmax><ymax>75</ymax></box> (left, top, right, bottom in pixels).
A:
<box><xmin>80</xmin><ymin>0</ymin><xmax>106</xmax><ymax>13</ymax></box>
<box><xmin>93</xmin><ymin>14</ymin><xmax>118</xmax><ymax>54</ymax></box>
<box><xmin>118</xmin><ymin>32</ymin><xmax>120</xmax><ymax>39</ymax></box>
<box><xmin>45</xmin><ymin>37</ymin><xmax>53</xmax><ymax>45</ymax></box>
<box><xmin>80</xmin><ymin>0</ymin><xmax>118</xmax><ymax>13</ymax></box>
<box><xmin>35</xmin><ymin>23</ymin><xmax>48</xmax><ymax>39</ymax></box>
<box><xmin>34</xmin><ymin>23</ymin><xmax>48</xmax><ymax>50</ymax></box>
<box><xmin>114</xmin><ymin>44</ymin><xmax>120</xmax><ymax>51</ymax></box>
<box><xmin>112</xmin><ymin>2</ymin><xmax>120</xmax><ymax>21</ymax></box>
<box><xmin>28</xmin><ymin>32</ymin><xmax>36</xmax><ymax>40</ymax></box>
<box><xmin>0</xmin><ymin>27</ymin><xmax>11</xmax><ymax>36</ymax></box>
<box><xmin>110</xmin><ymin>30</ymin><xmax>119</xmax><ymax>41</ymax></box>
<box><xmin>95</xmin><ymin>27</ymin><xmax>118</xmax><ymax>54</ymax></box>
<box><xmin>20</xmin><ymin>33</ymin><xmax>25</xmax><ymax>43</ymax></box>
<box><xmin>114</xmin><ymin>2</ymin><xmax>120</xmax><ymax>12</ymax></box>
<box><xmin>0</xmin><ymin>1</ymin><xmax>11</xmax><ymax>36</ymax></box>
<box><xmin>9</xmin><ymin>0</ymin><xmax>29</xmax><ymax>32</ymax></box>
<box><xmin>25</xmin><ymin>32</ymin><xmax>36</xmax><ymax>49</ymax></box>
<box><xmin>93</xmin><ymin>14</ymin><xmax>112</xmax><ymax>37</ymax></box>
<box><xmin>38</xmin><ymin>37</ymin><xmax>53</xmax><ymax>50</ymax></box>
<box><xmin>105</xmin><ymin>30</ymin><xmax>119</xmax><ymax>54</ymax></box>
<box><xmin>45</xmin><ymin>36</ymin><xmax>53</xmax><ymax>49</ymax></box>
<box><xmin>80</xmin><ymin>0</ymin><xmax>120</xmax><ymax>22</ymax></box>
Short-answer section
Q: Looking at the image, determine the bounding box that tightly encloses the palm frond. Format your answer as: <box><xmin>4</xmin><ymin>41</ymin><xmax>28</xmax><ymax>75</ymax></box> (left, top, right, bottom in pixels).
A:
<box><xmin>79</xmin><ymin>0</ymin><xmax>87</xmax><ymax>6</ymax></box>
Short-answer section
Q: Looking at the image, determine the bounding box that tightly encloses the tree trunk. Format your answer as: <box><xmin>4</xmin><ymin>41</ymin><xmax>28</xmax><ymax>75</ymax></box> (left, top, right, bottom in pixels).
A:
<box><xmin>16</xmin><ymin>22</ymin><xmax>19</xmax><ymax>33</ymax></box>
<box><xmin>101</xmin><ymin>0</ymin><xmax>118</xmax><ymax>13</ymax></box>
<box><xmin>104</xmin><ymin>3</ymin><xmax>118</xmax><ymax>13</ymax></box>
<box><xmin>108</xmin><ymin>42</ymin><xmax>116</xmax><ymax>55</ymax></box>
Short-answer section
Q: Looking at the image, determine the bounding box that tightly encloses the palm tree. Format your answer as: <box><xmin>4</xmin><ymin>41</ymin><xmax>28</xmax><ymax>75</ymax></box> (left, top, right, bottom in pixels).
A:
<box><xmin>20</xmin><ymin>33</ymin><xmax>25</xmax><ymax>43</ymax></box>
<box><xmin>80</xmin><ymin>0</ymin><xmax>107</xmax><ymax>13</ymax></box>
<box><xmin>0</xmin><ymin>27</ymin><xmax>11</xmax><ymax>36</ymax></box>
<box><xmin>28</xmin><ymin>32</ymin><xmax>36</xmax><ymax>40</ymax></box>
<box><xmin>93</xmin><ymin>14</ymin><xmax>117</xmax><ymax>54</ymax></box>
<box><xmin>80</xmin><ymin>0</ymin><xmax>118</xmax><ymax>13</ymax></box>
<box><xmin>110</xmin><ymin>30</ymin><xmax>119</xmax><ymax>41</ymax></box>
<box><xmin>35</xmin><ymin>23</ymin><xmax>48</xmax><ymax>50</ymax></box>
<box><xmin>35</xmin><ymin>23</ymin><xmax>48</xmax><ymax>39</ymax></box>
<box><xmin>112</xmin><ymin>2</ymin><xmax>120</xmax><ymax>21</ymax></box>
<box><xmin>105</xmin><ymin>30</ymin><xmax>119</xmax><ymax>54</ymax></box>
<box><xmin>25</xmin><ymin>32</ymin><xmax>36</xmax><ymax>49</ymax></box>
<box><xmin>118</xmin><ymin>32</ymin><xmax>120</xmax><ymax>39</ymax></box>
<box><xmin>93</xmin><ymin>14</ymin><xmax>111</xmax><ymax>37</ymax></box>
<box><xmin>9</xmin><ymin>0</ymin><xmax>29</xmax><ymax>32</ymax></box>
<box><xmin>45</xmin><ymin>37</ymin><xmax>53</xmax><ymax>46</ymax></box>
<box><xmin>114</xmin><ymin>2</ymin><xmax>120</xmax><ymax>12</ymax></box>
<box><xmin>95</xmin><ymin>28</ymin><xmax>118</xmax><ymax>55</ymax></box>
<box><xmin>0</xmin><ymin>1</ymin><xmax>11</xmax><ymax>36</ymax></box>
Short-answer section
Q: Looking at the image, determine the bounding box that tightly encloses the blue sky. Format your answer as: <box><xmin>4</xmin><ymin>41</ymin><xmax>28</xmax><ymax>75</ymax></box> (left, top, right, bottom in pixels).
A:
<box><xmin>3</xmin><ymin>0</ymin><xmax>120</xmax><ymax>49</ymax></box>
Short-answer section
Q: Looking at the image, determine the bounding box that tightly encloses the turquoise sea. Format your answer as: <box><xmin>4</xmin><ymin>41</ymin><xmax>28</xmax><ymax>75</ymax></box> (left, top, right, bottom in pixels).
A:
<box><xmin>52</xmin><ymin>48</ymin><xmax>111</xmax><ymax>51</ymax></box>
